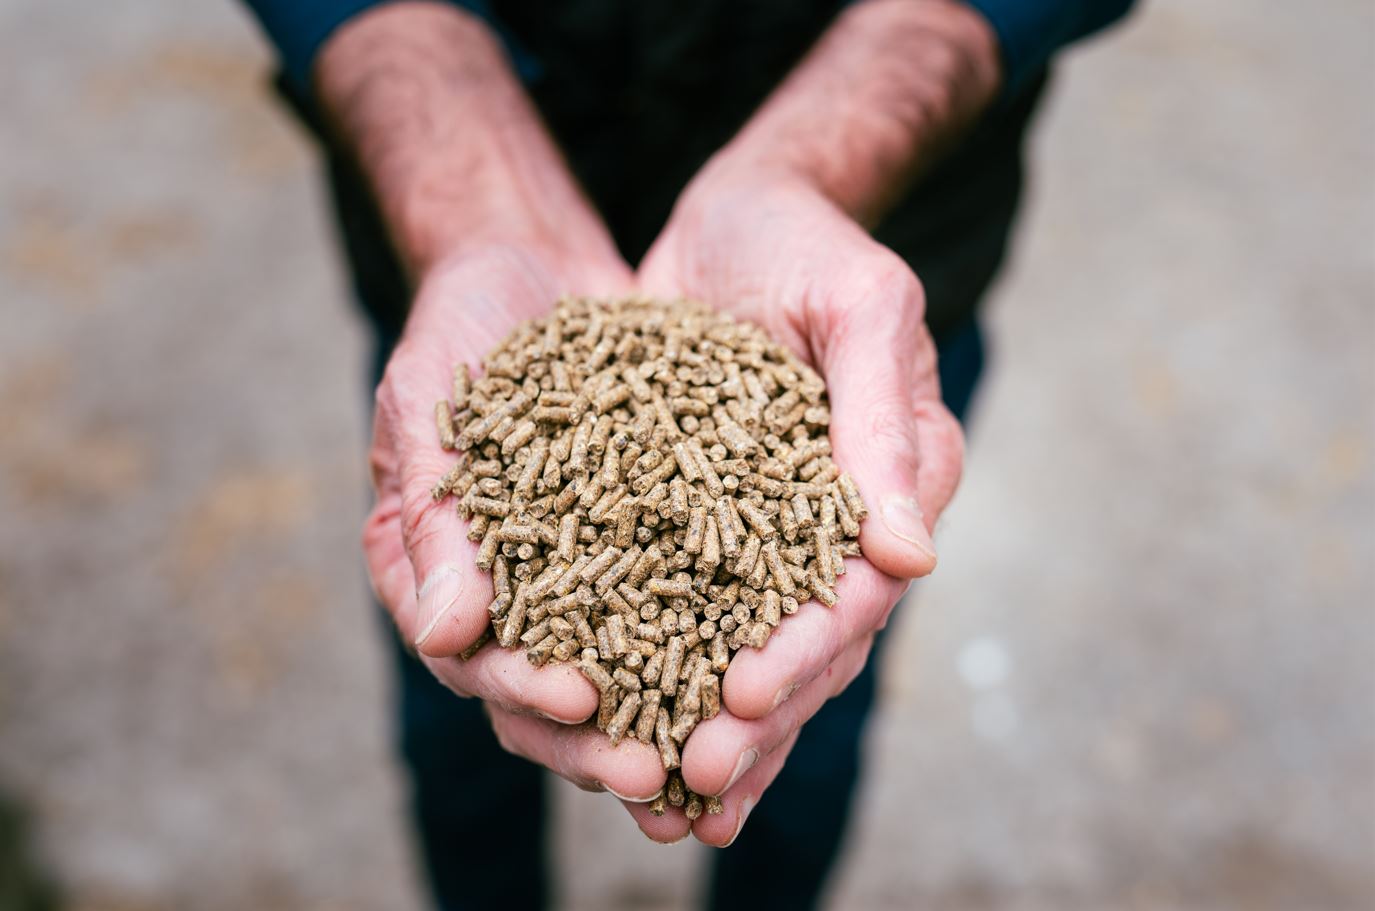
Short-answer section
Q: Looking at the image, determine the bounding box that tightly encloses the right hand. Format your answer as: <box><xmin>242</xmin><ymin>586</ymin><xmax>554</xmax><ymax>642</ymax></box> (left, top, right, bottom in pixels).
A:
<box><xmin>362</xmin><ymin>243</ymin><xmax>669</xmax><ymax>802</ymax></box>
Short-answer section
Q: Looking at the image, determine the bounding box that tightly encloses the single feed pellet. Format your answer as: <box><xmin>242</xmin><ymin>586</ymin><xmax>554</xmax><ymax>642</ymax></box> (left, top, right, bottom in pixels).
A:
<box><xmin>431</xmin><ymin>297</ymin><xmax>866</xmax><ymax>815</ymax></box>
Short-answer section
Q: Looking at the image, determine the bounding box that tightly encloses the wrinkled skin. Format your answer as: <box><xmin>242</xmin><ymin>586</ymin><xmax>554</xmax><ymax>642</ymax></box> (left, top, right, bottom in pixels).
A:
<box><xmin>361</xmin><ymin>172</ymin><xmax>964</xmax><ymax>844</ymax></box>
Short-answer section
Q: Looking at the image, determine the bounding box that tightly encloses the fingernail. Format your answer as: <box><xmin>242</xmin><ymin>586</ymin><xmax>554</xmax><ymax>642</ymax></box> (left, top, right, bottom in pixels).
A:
<box><xmin>771</xmin><ymin>681</ymin><xmax>801</xmax><ymax>710</ymax></box>
<box><xmin>720</xmin><ymin>748</ymin><xmax>758</xmax><ymax>795</ymax></box>
<box><xmin>881</xmin><ymin>496</ymin><xmax>938</xmax><ymax>561</ymax></box>
<box><xmin>606</xmin><ymin>784</ymin><xmax>663</xmax><ymax>804</ymax></box>
<box><xmin>415</xmin><ymin>564</ymin><xmax>465</xmax><ymax>649</ymax></box>
<box><xmin>722</xmin><ymin>796</ymin><xmax>755</xmax><ymax>848</ymax></box>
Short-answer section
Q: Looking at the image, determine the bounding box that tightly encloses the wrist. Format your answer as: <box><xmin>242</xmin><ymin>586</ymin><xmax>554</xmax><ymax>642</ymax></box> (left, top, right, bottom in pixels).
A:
<box><xmin>316</xmin><ymin>2</ymin><xmax>619</xmax><ymax>282</ymax></box>
<box><xmin>712</xmin><ymin>0</ymin><xmax>1001</xmax><ymax>225</ymax></box>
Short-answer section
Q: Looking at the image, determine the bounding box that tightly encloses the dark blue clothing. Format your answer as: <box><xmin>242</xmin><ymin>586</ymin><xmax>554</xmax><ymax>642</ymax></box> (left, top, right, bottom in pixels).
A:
<box><xmin>244</xmin><ymin>0</ymin><xmax>1133</xmax><ymax>100</ymax></box>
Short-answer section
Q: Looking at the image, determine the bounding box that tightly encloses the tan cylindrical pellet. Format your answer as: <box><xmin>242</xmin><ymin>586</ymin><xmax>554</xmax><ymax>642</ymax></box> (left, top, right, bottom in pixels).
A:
<box><xmin>625</xmin><ymin>544</ymin><xmax>661</xmax><ymax>589</ymax></box>
<box><xmin>498</xmin><ymin>585</ymin><xmax>529</xmax><ymax>648</ymax></box>
<box><xmin>679</xmin><ymin>658</ymin><xmax>706</xmax><ymax>716</ymax></box>
<box><xmin>568</xmin><ymin>417</ymin><xmax>592</xmax><ymax>473</ymax></box>
<box><xmin>762</xmin><ymin>539</ymin><xmax>796</xmax><ymax>596</ymax></box>
<box><xmin>644</xmin><ymin>578</ymin><xmax>692</xmax><ymax>598</ymax></box>
<box><xmin>500</xmin><ymin>420</ymin><xmax>537</xmax><ymax>456</ymax></box>
<box><xmin>641</xmin><ymin>649</ymin><xmax>664</xmax><ymax>687</ymax></box>
<box><xmin>578</xmin><ymin>546</ymin><xmax>621</xmax><ymax>583</ymax></box>
<box><xmin>435</xmin><ymin>401</ymin><xmax>457</xmax><ymax>450</ymax></box>
<box><xmin>599</xmin><ymin>445</ymin><xmax>620</xmax><ymax>489</ymax></box>
<box><xmin>733</xmin><ymin>533</ymin><xmax>762</xmax><ymax>578</ymax></box>
<box><xmin>660</xmin><ymin>635</ymin><xmax>685</xmax><ymax>698</ymax></box>
<box><xmin>557</xmin><ymin>514</ymin><xmax>579</xmax><ymax>562</ymax></box>
<box><xmin>709</xmin><ymin>632</ymin><xmax>729</xmax><ymax>673</ymax></box>
<box><xmin>597</xmin><ymin>685</ymin><xmax>620</xmax><ymax>731</ymax></box>
<box><xmin>476</xmin><ymin>523</ymin><xmax>501</xmax><ymax>570</ymax></box>
<box><xmin>685</xmin><ymin>792</ymin><xmax>703</xmax><ymax>820</ymax></box>
<box><xmin>631</xmin><ymin>454</ymin><xmax>678</xmax><ymax>495</ymax></box>
<box><xmin>574</xmin><ymin>615</ymin><xmax>598</xmax><ymax>650</ymax></box>
<box><xmin>608</xmin><ymin>691</ymin><xmax>642</xmax><ymax>746</ymax></box>
<box><xmin>688</xmin><ymin>440</ymin><xmax>725</xmax><ymax>498</ymax></box>
<box><xmin>738</xmin><ymin>500</ymin><xmax>777</xmax><ymax>539</ymax></box>
<box><xmin>668</xmin><ymin>477</ymin><xmax>690</xmax><ymax>526</ymax></box>
<box><xmin>612</xmin><ymin>667</ymin><xmax>642</xmax><ymax>693</ymax></box>
<box><xmin>671</xmin><ymin>441</ymin><xmax>701</xmax><ymax>482</ymax></box>
<box><xmin>526</xmin><ymin>633</ymin><xmax>558</xmax><ymax>666</ymax></box>
<box><xmin>604</xmin><ymin>612</ymin><xmax>628</xmax><ymax>658</ymax></box>
<box><xmin>656</xmin><ymin>708</ymin><xmax>680</xmax><ymax>770</ymax></box>
<box><xmin>452</xmin><ymin>363</ymin><xmax>471</xmax><ymax>411</ymax></box>
<box><xmin>595</xmin><ymin>545</ymin><xmax>641</xmax><ymax>595</ymax></box>
<box><xmin>635</xmin><ymin>688</ymin><xmax>662</xmax><ymax>742</ymax></box>
<box><xmin>487</xmin><ymin>591</ymin><xmax>512</xmax><ymax>621</ymax></box>
<box><xmin>836</xmin><ymin>472</ymin><xmax>868</xmax><ymax>520</ymax></box>
<box><xmin>761</xmin><ymin>589</ymin><xmax>782</xmax><ymax>627</ymax></box>
<box><xmin>717</xmin><ymin>421</ymin><xmax>757</xmax><ymax>457</ymax></box>
<box><xmin>594</xmin><ymin>384</ymin><xmax>631</xmax><ymax>415</ymax></box>
<box><xmin>669</xmin><ymin>710</ymin><xmax>699</xmax><ymax>744</ymax></box>
<box><xmin>525</xmin><ymin>560</ymin><xmax>568</xmax><ymax>601</ymax></box>
<box><xmin>469</xmin><ymin>496</ymin><xmax>511</xmax><ymax>518</ymax></box>
<box><xmin>715</xmin><ymin>498</ymin><xmax>741</xmax><ymax>558</ymax></box>
<box><xmin>833</xmin><ymin>487</ymin><xmax>861</xmax><ymax>537</ymax></box>
<box><xmin>614</xmin><ymin>497</ymin><xmax>639</xmax><ymax>548</ymax></box>
<box><xmin>701</xmin><ymin>673</ymin><xmax>721</xmax><ymax>719</ymax></box>
<box><xmin>684</xmin><ymin>506</ymin><xmax>708</xmax><ymax>554</ymax></box>
<box><xmin>587</xmin><ymin>484</ymin><xmax>626</xmax><ymax>524</ymax></box>
<box><xmin>808</xmin><ymin>575</ymin><xmax>839</xmax><ymax>607</ymax></box>
<box><xmin>666</xmin><ymin>772</ymin><xmax>686</xmax><ymax>806</ymax></box>
<box><xmin>779</xmin><ymin>501</ymin><xmax>799</xmax><ymax>541</ymax></box>
<box><xmin>814</xmin><ymin>526</ymin><xmax>835</xmax><ymax>584</ymax></box>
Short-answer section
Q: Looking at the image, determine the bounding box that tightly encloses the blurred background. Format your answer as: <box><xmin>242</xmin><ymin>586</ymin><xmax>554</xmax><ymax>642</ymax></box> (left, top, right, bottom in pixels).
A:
<box><xmin>1</xmin><ymin>0</ymin><xmax>1371</xmax><ymax>909</ymax></box>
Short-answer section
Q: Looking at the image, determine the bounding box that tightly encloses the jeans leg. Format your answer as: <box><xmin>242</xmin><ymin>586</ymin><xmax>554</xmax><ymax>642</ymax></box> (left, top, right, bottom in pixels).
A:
<box><xmin>389</xmin><ymin>629</ymin><xmax>551</xmax><ymax>911</ymax></box>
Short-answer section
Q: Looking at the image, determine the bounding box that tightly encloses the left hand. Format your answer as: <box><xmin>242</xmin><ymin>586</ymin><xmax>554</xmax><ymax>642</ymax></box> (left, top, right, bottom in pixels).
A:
<box><xmin>628</xmin><ymin>163</ymin><xmax>966</xmax><ymax>845</ymax></box>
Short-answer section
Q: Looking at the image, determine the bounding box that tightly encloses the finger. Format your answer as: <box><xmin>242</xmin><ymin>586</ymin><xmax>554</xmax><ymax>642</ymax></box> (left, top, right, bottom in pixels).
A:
<box><xmin>682</xmin><ymin>636</ymin><xmax>873</xmax><ymax>796</ymax></box>
<box><xmin>691</xmin><ymin>729</ymin><xmax>800</xmax><ymax>848</ymax></box>
<box><xmin>487</xmin><ymin>709</ymin><xmax>668</xmax><ymax>801</ymax></box>
<box><xmin>621</xmin><ymin>800</ymin><xmax>693</xmax><ymax>845</ymax></box>
<box><xmin>367</xmin><ymin>333</ymin><xmax>494</xmax><ymax>658</ymax></box>
<box><xmin>721</xmin><ymin>558</ymin><xmax>904</xmax><ymax>718</ymax></box>
<box><xmin>422</xmin><ymin>648</ymin><xmax>598</xmax><ymax>723</ymax></box>
<box><xmin>819</xmin><ymin>255</ymin><xmax>946</xmax><ymax>580</ymax></box>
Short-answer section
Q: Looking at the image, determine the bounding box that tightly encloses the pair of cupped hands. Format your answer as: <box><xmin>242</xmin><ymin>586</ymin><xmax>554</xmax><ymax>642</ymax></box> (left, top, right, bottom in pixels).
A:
<box><xmin>363</xmin><ymin>162</ymin><xmax>965</xmax><ymax>846</ymax></box>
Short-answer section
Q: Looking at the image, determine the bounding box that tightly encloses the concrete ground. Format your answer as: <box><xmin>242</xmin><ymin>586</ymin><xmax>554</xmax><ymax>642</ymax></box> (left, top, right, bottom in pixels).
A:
<box><xmin>1</xmin><ymin>1</ymin><xmax>1371</xmax><ymax>909</ymax></box>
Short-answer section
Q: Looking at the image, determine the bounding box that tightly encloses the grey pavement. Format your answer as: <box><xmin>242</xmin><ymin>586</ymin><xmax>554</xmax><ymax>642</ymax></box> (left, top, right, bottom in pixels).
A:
<box><xmin>0</xmin><ymin>1</ymin><xmax>1371</xmax><ymax>909</ymax></box>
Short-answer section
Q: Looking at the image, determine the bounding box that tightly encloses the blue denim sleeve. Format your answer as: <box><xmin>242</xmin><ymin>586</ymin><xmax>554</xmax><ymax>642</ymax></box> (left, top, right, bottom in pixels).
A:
<box><xmin>965</xmin><ymin>0</ymin><xmax>1136</xmax><ymax>92</ymax></box>
<box><xmin>240</xmin><ymin>0</ymin><xmax>522</xmax><ymax>97</ymax></box>
<box><xmin>240</xmin><ymin>0</ymin><xmax>386</xmax><ymax>95</ymax></box>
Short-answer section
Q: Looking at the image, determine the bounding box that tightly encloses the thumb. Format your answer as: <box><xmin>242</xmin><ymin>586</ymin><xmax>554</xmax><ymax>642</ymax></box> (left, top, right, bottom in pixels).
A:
<box><xmin>375</xmin><ymin>351</ymin><xmax>492</xmax><ymax>658</ymax></box>
<box><xmin>820</xmin><ymin>267</ymin><xmax>959</xmax><ymax>580</ymax></box>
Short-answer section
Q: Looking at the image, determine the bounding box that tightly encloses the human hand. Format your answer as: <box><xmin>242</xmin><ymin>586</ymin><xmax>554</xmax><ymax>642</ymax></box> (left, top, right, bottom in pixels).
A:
<box><xmin>629</xmin><ymin>166</ymin><xmax>966</xmax><ymax>844</ymax></box>
<box><xmin>363</xmin><ymin>244</ymin><xmax>669</xmax><ymax>802</ymax></box>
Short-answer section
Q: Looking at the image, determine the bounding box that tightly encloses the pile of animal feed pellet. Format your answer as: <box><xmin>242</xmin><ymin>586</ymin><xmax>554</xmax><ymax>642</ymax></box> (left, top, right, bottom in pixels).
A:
<box><xmin>431</xmin><ymin>297</ymin><xmax>866</xmax><ymax>817</ymax></box>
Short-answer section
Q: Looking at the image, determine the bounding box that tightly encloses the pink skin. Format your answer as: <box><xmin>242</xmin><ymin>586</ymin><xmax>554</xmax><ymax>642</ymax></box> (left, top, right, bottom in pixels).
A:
<box><xmin>629</xmin><ymin>168</ymin><xmax>965</xmax><ymax>845</ymax></box>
